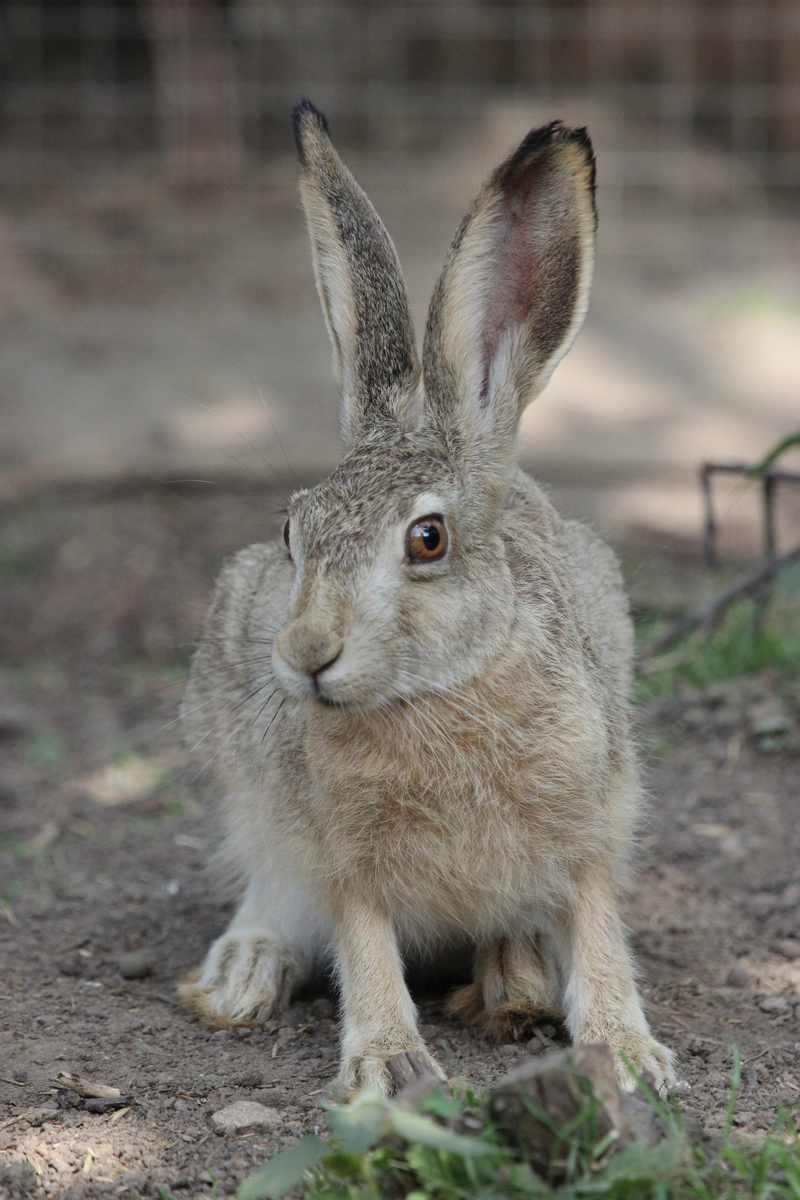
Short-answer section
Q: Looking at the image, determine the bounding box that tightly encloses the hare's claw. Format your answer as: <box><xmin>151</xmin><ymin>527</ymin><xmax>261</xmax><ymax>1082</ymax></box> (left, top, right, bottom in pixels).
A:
<box><xmin>178</xmin><ymin>929</ymin><xmax>299</xmax><ymax>1029</ymax></box>
<box><xmin>337</xmin><ymin>1042</ymin><xmax>446</xmax><ymax>1098</ymax></box>
<box><xmin>574</xmin><ymin>1021</ymin><xmax>676</xmax><ymax>1095</ymax></box>
<box><xmin>610</xmin><ymin>1032</ymin><xmax>677</xmax><ymax>1095</ymax></box>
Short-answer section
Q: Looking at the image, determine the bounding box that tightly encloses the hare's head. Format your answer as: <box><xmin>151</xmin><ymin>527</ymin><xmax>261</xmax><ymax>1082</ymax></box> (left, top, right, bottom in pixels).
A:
<box><xmin>273</xmin><ymin>102</ymin><xmax>596</xmax><ymax>710</ymax></box>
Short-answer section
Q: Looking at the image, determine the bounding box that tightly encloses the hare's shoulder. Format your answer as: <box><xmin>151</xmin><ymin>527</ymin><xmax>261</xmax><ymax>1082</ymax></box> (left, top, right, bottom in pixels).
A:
<box><xmin>505</xmin><ymin>470</ymin><xmax>624</xmax><ymax>594</ymax></box>
<box><xmin>504</xmin><ymin>471</ymin><xmax>632</xmax><ymax>681</ymax></box>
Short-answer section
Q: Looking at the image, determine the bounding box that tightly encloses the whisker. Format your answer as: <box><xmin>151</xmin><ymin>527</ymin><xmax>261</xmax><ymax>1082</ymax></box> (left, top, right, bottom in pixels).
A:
<box><xmin>192</xmin><ymin>714</ymin><xmax>252</xmax><ymax>780</ymax></box>
<box><xmin>260</xmin><ymin>696</ymin><xmax>286</xmax><ymax>744</ymax></box>
<box><xmin>252</xmin><ymin>368</ymin><xmax>298</xmax><ymax>489</ymax></box>
<box><xmin>192</xmin><ymin>433</ymin><xmax>279</xmax><ymax>492</ymax></box>
<box><xmin>119</xmin><ymin>653</ymin><xmax>275</xmax><ymax>709</ymax></box>
<box><xmin>249</xmin><ymin>687</ymin><xmax>278</xmax><ymax>730</ymax></box>
<box><xmin>178</xmin><ymin>391</ymin><xmax>291</xmax><ymax>500</ymax></box>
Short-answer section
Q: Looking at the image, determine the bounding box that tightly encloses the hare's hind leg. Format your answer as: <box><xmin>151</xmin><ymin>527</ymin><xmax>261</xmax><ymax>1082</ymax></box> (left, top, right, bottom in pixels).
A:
<box><xmin>179</xmin><ymin>873</ymin><xmax>330</xmax><ymax>1029</ymax></box>
<box><xmin>555</xmin><ymin>871</ymin><xmax>676</xmax><ymax>1093</ymax></box>
<box><xmin>447</xmin><ymin>935</ymin><xmax>565</xmax><ymax>1039</ymax></box>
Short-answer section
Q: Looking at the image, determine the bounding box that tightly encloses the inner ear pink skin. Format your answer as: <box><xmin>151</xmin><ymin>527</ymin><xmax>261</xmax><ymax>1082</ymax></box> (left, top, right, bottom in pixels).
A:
<box><xmin>479</xmin><ymin>168</ymin><xmax>578</xmax><ymax>406</ymax></box>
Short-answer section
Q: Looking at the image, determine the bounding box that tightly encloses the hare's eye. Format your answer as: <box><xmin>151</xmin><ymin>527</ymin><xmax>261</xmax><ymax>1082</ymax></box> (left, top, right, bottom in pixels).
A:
<box><xmin>283</xmin><ymin>520</ymin><xmax>291</xmax><ymax>553</ymax></box>
<box><xmin>406</xmin><ymin>516</ymin><xmax>447</xmax><ymax>563</ymax></box>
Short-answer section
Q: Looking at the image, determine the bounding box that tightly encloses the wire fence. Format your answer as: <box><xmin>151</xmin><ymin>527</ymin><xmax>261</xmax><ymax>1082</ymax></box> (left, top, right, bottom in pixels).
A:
<box><xmin>1</xmin><ymin>0</ymin><xmax>798</xmax><ymax>206</ymax></box>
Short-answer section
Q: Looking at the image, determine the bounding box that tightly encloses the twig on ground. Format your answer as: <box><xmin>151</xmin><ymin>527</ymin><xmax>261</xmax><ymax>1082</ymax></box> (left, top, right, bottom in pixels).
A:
<box><xmin>637</xmin><ymin>543</ymin><xmax>800</xmax><ymax>665</ymax></box>
<box><xmin>743</xmin><ymin>1047</ymin><xmax>773</xmax><ymax>1065</ymax></box>
<box><xmin>54</xmin><ymin>1072</ymin><xmax>122</xmax><ymax>1099</ymax></box>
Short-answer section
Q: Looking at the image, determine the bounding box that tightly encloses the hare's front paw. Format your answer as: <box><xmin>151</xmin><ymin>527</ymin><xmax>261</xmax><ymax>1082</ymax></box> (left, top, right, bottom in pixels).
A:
<box><xmin>615</xmin><ymin>1031</ymin><xmax>676</xmax><ymax>1095</ymax></box>
<box><xmin>337</xmin><ymin>1040</ymin><xmax>446</xmax><ymax>1098</ymax></box>
<box><xmin>588</xmin><ymin>1028</ymin><xmax>676</xmax><ymax>1095</ymax></box>
<box><xmin>179</xmin><ymin>929</ymin><xmax>298</xmax><ymax>1029</ymax></box>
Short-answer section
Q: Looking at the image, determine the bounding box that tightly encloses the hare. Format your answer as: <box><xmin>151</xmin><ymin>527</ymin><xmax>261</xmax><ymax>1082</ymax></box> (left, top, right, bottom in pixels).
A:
<box><xmin>179</xmin><ymin>101</ymin><xmax>675</xmax><ymax>1096</ymax></box>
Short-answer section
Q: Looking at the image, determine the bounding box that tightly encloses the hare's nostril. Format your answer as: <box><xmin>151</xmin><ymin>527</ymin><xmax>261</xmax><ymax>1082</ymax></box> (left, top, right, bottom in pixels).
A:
<box><xmin>275</xmin><ymin>624</ymin><xmax>343</xmax><ymax>681</ymax></box>
<box><xmin>311</xmin><ymin>647</ymin><xmax>342</xmax><ymax>685</ymax></box>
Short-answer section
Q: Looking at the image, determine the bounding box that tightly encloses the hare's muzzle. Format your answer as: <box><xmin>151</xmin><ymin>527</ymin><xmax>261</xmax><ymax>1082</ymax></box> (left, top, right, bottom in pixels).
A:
<box><xmin>274</xmin><ymin>620</ymin><xmax>344</xmax><ymax>697</ymax></box>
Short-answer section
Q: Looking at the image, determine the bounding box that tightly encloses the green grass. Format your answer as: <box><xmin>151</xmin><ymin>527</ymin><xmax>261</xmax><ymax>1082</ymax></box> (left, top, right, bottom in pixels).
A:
<box><xmin>635</xmin><ymin>590</ymin><xmax>800</xmax><ymax>703</ymax></box>
<box><xmin>238</xmin><ymin>1053</ymin><xmax>800</xmax><ymax>1200</ymax></box>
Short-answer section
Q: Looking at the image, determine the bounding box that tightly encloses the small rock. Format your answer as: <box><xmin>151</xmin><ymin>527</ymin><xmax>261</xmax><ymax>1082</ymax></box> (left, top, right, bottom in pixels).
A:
<box><xmin>758</xmin><ymin>995</ymin><xmax>789</xmax><ymax>1015</ymax></box>
<box><xmin>233</xmin><ymin>1071</ymin><xmax>264</xmax><ymax>1088</ymax></box>
<box><xmin>13</xmin><ymin>1071</ymin><xmax>28</xmax><ymax>1084</ymax></box>
<box><xmin>671</xmin><ymin>1080</ymin><xmax>692</xmax><ymax>1096</ymax></box>
<box><xmin>489</xmin><ymin>1044</ymin><xmax>625</xmax><ymax>1171</ymax></box>
<box><xmin>211</xmin><ymin>1101</ymin><xmax>281</xmax><ymax>1136</ymax></box>
<box><xmin>85</xmin><ymin>1097</ymin><xmax>130</xmax><ymax>1113</ymax></box>
<box><xmin>747</xmin><ymin>699</ymin><xmax>791</xmax><ymax>738</ymax></box>
<box><xmin>726</xmin><ymin>964</ymin><xmax>752</xmax><ymax>988</ymax></box>
<box><xmin>57</xmin><ymin>953</ymin><xmax>85</xmax><ymax>977</ymax></box>
<box><xmin>118</xmin><ymin>950</ymin><xmax>154</xmax><ymax>980</ymax></box>
<box><xmin>0</xmin><ymin>1163</ymin><xmax>37</xmax><ymax>1195</ymax></box>
<box><xmin>773</xmin><ymin>939</ymin><xmax>800</xmax><ymax>960</ymax></box>
<box><xmin>26</xmin><ymin>1106</ymin><xmax>60</xmax><ymax>1127</ymax></box>
<box><xmin>618</xmin><ymin>1090</ymin><xmax>666</xmax><ymax>1148</ymax></box>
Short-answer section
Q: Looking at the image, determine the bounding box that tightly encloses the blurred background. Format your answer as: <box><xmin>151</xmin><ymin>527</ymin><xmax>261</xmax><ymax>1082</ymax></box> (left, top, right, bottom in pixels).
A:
<box><xmin>1</xmin><ymin>0</ymin><xmax>799</xmax><ymax>542</ymax></box>
<box><xmin>1</xmin><ymin>0</ymin><xmax>800</xmax><ymax>683</ymax></box>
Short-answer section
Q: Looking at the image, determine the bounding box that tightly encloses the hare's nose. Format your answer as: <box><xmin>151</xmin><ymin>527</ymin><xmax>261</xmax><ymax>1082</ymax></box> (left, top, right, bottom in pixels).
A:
<box><xmin>275</xmin><ymin>623</ymin><xmax>344</xmax><ymax>680</ymax></box>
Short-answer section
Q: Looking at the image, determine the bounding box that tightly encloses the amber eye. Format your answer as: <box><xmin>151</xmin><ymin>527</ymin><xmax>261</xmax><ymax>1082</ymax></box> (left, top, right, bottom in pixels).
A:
<box><xmin>283</xmin><ymin>520</ymin><xmax>291</xmax><ymax>553</ymax></box>
<box><xmin>406</xmin><ymin>516</ymin><xmax>448</xmax><ymax>563</ymax></box>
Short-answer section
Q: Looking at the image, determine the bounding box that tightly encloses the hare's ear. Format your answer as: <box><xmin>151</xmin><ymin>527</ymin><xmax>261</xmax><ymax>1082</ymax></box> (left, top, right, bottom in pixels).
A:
<box><xmin>293</xmin><ymin>101</ymin><xmax>420</xmax><ymax>446</ymax></box>
<box><xmin>423</xmin><ymin>122</ymin><xmax>595</xmax><ymax>463</ymax></box>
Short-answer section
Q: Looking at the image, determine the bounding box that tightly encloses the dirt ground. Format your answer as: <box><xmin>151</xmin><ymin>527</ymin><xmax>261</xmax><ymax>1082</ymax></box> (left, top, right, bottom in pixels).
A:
<box><xmin>1</xmin><ymin>487</ymin><xmax>800</xmax><ymax>1199</ymax></box>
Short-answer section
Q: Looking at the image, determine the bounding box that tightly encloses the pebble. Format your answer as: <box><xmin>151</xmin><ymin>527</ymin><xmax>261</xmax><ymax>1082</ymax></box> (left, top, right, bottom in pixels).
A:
<box><xmin>758</xmin><ymin>995</ymin><xmax>790</xmax><ymax>1014</ymax></box>
<box><xmin>26</xmin><ymin>1107</ymin><xmax>60</xmax><ymax>1127</ymax></box>
<box><xmin>118</xmin><ymin>950</ymin><xmax>154</xmax><ymax>980</ymax></box>
<box><xmin>726</xmin><ymin>963</ymin><xmax>751</xmax><ymax>988</ymax></box>
<box><xmin>233</xmin><ymin>1071</ymin><xmax>264</xmax><ymax>1088</ymax></box>
<box><xmin>671</xmin><ymin>1080</ymin><xmax>692</xmax><ymax>1096</ymax></box>
<box><xmin>211</xmin><ymin>1101</ymin><xmax>281</xmax><ymax>1136</ymax></box>
<box><xmin>773</xmin><ymin>939</ymin><xmax>800</xmax><ymax>960</ymax></box>
<box><xmin>57</xmin><ymin>952</ymin><xmax>85</xmax><ymax>977</ymax></box>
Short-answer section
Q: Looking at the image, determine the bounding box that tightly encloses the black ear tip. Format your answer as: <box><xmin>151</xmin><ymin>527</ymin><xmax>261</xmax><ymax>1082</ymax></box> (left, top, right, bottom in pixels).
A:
<box><xmin>511</xmin><ymin>120</ymin><xmax>594</xmax><ymax>168</ymax></box>
<box><xmin>292</xmin><ymin>99</ymin><xmax>330</xmax><ymax>161</ymax></box>
<box><xmin>569</xmin><ymin>125</ymin><xmax>595</xmax><ymax>162</ymax></box>
<box><xmin>503</xmin><ymin>120</ymin><xmax>596</xmax><ymax>201</ymax></box>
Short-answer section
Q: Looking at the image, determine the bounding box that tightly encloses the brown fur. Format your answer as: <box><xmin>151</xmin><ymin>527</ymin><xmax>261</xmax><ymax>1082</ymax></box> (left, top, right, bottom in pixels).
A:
<box><xmin>178</xmin><ymin>103</ymin><xmax>675</xmax><ymax>1095</ymax></box>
